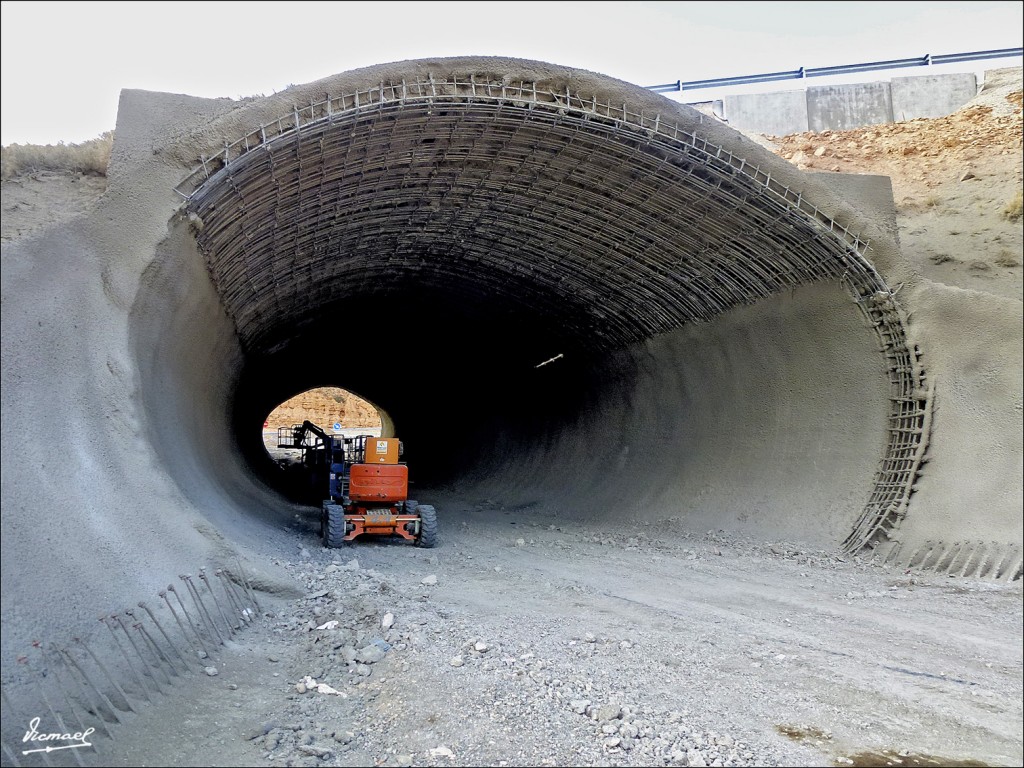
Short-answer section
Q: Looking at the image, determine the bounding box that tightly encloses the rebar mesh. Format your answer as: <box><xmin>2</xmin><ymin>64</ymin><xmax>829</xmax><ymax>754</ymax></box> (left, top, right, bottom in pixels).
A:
<box><xmin>180</xmin><ymin>76</ymin><xmax>930</xmax><ymax>554</ymax></box>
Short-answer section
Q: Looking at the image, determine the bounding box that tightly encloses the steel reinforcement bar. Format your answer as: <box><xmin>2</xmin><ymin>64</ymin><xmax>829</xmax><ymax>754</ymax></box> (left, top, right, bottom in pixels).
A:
<box><xmin>0</xmin><ymin>562</ymin><xmax>261</xmax><ymax>766</ymax></box>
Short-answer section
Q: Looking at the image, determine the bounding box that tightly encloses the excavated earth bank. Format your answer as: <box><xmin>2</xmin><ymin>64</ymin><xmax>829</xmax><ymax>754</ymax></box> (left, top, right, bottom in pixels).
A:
<box><xmin>1</xmin><ymin>58</ymin><xmax>1021</xmax><ymax>761</ymax></box>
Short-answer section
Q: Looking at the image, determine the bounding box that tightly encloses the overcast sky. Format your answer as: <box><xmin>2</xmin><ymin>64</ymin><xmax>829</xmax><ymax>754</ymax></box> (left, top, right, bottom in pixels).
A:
<box><xmin>1</xmin><ymin>0</ymin><xmax>1021</xmax><ymax>146</ymax></box>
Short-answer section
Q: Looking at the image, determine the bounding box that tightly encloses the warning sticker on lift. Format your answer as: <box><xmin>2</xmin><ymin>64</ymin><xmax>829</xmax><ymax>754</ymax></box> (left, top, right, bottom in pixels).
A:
<box><xmin>376</xmin><ymin>440</ymin><xmax>388</xmax><ymax>454</ymax></box>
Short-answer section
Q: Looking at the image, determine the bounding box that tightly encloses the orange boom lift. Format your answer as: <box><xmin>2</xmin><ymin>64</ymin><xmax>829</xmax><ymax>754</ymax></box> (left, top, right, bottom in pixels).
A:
<box><xmin>277</xmin><ymin>421</ymin><xmax>437</xmax><ymax>548</ymax></box>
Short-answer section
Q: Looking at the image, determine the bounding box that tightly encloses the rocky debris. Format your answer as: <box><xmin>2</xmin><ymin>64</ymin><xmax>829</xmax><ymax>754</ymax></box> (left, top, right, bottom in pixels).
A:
<box><xmin>570</xmin><ymin>698</ymin><xmax>591</xmax><ymax>714</ymax></box>
<box><xmin>297</xmin><ymin>744</ymin><xmax>332</xmax><ymax>758</ymax></box>
<box><xmin>592</xmin><ymin>703</ymin><xmax>622</xmax><ymax>722</ymax></box>
<box><xmin>297</xmin><ymin>675</ymin><xmax>347</xmax><ymax>696</ymax></box>
<box><xmin>228</xmin><ymin>511</ymin><xmax>967</xmax><ymax>768</ymax></box>
<box><xmin>203</xmin><ymin>666</ymin><xmax>218</xmax><ymax>676</ymax></box>
<box><xmin>421</xmin><ymin>574</ymin><xmax>438</xmax><ymax>586</ymax></box>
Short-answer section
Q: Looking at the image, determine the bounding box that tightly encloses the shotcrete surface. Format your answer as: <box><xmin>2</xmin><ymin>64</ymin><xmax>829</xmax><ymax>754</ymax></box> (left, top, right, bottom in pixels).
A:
<box><xmin>1</xmin><ymin>58</ymin><xmax>1021</xmax><ymax>767</ymax></box>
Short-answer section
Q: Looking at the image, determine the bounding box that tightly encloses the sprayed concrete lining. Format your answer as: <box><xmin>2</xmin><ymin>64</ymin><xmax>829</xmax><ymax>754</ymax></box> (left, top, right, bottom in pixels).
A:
<box><xmin>2</xmin><ymin>58</ymin><xmax>1021</xmax><ymax>696</ymax></box>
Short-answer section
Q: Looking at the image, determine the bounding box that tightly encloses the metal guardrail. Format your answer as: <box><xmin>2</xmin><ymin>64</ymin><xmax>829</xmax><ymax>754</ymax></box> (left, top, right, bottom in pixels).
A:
<box><xmin>646</xmin><ymin>47</ymin><xmax>1024</xmax><ymax>94</ymax></box>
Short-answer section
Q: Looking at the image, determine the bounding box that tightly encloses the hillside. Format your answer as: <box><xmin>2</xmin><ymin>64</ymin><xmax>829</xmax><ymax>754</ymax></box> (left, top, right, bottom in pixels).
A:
<box><xmin>766</xmin><ymin>66</ymin><xmax>1023</xmax><ymax>301</ymax></box>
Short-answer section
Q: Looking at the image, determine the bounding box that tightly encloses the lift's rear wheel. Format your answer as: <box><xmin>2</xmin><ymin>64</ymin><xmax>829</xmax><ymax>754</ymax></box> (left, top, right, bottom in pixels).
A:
<box><xmin>415</xmin><ymin>504</ymin><xmax>437</xmax><ymax>548</ymax></box>
<box><xmin>405</xmin><ymin>499</ymin><xmax>419</xmax><ymax>515</ymax></box>
<box><xmin>324</xmin><ymin>504</ymin><xmax>347</xmax><ymax>548</ymax></box>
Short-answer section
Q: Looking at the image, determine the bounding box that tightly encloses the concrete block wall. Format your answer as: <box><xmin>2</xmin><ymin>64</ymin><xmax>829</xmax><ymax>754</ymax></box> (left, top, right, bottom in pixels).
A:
<box><xmin>721</xmin><ymin>89</ymin><xmax>808</xmax><ymax>137</ymax></box>
<box><xmin>807</xmin><ymin>81</ymin><xmax>894</xmax><ymax>132</ymax></box>
<box><xmin>720</xmin><ymin>71</ymin><xmax>978</xmax><ymax>136</ymax></box>
<box><xmin>890</xmin><ymin>73</ymin><xmax>978</xmax><ymax>121</ymax></box>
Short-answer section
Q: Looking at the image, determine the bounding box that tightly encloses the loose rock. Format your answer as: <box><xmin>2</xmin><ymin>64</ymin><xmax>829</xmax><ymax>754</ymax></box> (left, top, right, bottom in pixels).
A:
<box><xmin>594</xmin><ymin>704</ymin><xmax>622</xmax><ymax>721</ymax></box>
<box><xmin>355</xmin><ymin>644</ymin><xmax>387</xmax><ymax>664</ymax></box>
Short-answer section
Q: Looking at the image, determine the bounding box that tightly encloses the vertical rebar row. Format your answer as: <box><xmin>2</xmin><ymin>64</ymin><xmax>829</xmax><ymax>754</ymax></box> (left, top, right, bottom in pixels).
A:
<box><xmin>163</xmin><ymin>586</ymin><xmax>210</xmax><ymax>659</ymax></box>
<box><xmin>99</xmin><ymin>615</ymin><xmax>151</xmax><ymax>704</ymax></box>
<box><xmin>234</xmin><ymin>558</ymin><xmax>262</xmax><ymax>614</ymax></box>
<box><xmin>138</xmin><ymin>601</ymin><xmax>189</xmax><ymax>670</ymax></box>
<box><xmin>55</xmin><ymin>644</ymin><xmax>120</xmax><ymax>733</ymax></box>
<box><xmin>2</xmin><ymin>558</ymin><xmax>264</xmax><ymax>766</ymax></box>
<box><xmin>180</xmin><ymin>575</ymin><xmax>224</xmax><ymax>645</ymax></box>
<box><xmin>73</xmin><ymin>636</ymin><xmax>135</xmax><ymax>714</ymax></box>
<box><xmin>30</xmin><ymin>642</ymin><xmax>86</xmax><ymax>768</ymax></box>
<box><xmin>35</xmin><ymin>643</ymin><xmax>96</xmax><ymax>761</ymax></box>
<box><xmin>198</xmin><ymin>568</ymin><xmax>234</xmax><ymax>637</ymax></box>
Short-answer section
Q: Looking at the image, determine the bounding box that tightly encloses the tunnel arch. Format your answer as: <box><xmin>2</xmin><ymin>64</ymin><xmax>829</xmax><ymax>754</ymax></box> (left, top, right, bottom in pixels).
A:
<box><xmin>167</xmin><ymin>63</ymin><xmax>931</xmax><ymax>554</ymax></box>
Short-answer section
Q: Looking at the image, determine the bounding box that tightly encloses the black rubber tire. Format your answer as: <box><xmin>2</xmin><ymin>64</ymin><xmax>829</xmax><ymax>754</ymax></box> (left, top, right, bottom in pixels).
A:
<box><xmin>415</xmin><ymin>504</ymin><xmax>437</xmax><ymax>548</ymax></box>
<box><xmin>324</xmin><ymin>504</ymin><xmax>347</xmax><ymax>548</ymax></box>
<box><xmin>405</xmin><ymin>499</ymin><xmax>419</xmax><ymax>515</ymax></box>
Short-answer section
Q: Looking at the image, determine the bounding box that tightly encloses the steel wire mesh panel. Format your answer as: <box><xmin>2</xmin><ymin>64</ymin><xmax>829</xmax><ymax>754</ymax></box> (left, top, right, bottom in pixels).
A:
<box><xmin>180</xmin><ymin>76</ymin><xmax>930</xmax><ymax>554</ymax></box>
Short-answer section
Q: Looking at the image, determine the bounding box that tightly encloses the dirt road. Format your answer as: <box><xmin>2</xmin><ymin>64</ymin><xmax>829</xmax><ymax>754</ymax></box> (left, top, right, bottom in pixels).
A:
<box><xmin>94</xmin><ymin>498</ymin><xmax>1021</xmax><ymax>768</ymax></box>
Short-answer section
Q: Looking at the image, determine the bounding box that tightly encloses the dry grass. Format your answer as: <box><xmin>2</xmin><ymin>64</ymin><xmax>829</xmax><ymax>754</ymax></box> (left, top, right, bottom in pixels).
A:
<box><xmin>1</xmin><ymin>132</ymin><xmax>113</xmax><ymax>181</ymax></box>
<box><xmin>994</xmin><ymin>250</ymin><xmax>1022</xmax><ymax>268</ymax></box>
<box><xmin>897</xmin><ymin>194</ymin><xmax>941</xmax><ymax>213</ymax></box>
<box><xmin>1002</xmin><ymin>188</ymin><xmax>1023</xmax><ymax>222</ymax></box>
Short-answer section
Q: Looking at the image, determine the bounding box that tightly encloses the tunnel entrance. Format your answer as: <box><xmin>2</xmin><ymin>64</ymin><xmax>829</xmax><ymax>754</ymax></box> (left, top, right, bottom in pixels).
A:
<box><xmin>161</xmin><ymin>64</ymin><xmax>930</xmax><ymax>555</ymax></box>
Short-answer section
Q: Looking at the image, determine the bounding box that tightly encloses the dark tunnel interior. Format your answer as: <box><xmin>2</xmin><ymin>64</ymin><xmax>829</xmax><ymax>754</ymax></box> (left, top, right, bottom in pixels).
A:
<box><xmin>235</xmin><ymin>285</ymin><xmax>605</xmax><ymax>495</ymax></box>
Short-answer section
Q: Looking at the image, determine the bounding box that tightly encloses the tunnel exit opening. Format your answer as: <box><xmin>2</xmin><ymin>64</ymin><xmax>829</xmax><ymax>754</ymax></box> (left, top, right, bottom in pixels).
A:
<box><xmin>260</xmin><ymin>386</ymin><xmax>385</xmax><ymax>504</ymax></box>
<box><xmin>263</xmin><ymin>386</ymin><xmax>382</xmax><ymax>445</ymax></box>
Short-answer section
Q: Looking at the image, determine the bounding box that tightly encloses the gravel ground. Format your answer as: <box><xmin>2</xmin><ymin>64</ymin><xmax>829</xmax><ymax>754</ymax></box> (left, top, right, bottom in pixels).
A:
<box><xmin>93</xmin><ymin>497</ymin><xmax>1022</xmax><ymax>768</ymax></box>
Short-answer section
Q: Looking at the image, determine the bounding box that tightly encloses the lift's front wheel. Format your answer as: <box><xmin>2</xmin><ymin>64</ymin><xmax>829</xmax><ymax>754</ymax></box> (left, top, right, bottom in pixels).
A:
<box><xmin>415</xmin><ymin>504</ymin><xmax>437</xmax><ymax>548</ymax></box>
<box><xmin>323</xmin><ymin>504</ymin><xmax>347</xmax><ymax>548</ymax></box>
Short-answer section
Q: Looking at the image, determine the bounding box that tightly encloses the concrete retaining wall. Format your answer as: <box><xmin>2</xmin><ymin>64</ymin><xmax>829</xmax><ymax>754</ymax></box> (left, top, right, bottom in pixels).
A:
<box><xmin>890</xmin><ymin>73</ymin><xmax>978</xmax><ymax>121</ymax></box>
<box><xmin>721</xmin><ymin>89</ymin><xmax>808</xmax><ymax>137</ymax></box>
<box><xmin>807</xmin><ymin>82</ymin><xmax>894</xmax><ymax>132</ymax></box>
<box><xmin>722</xmin><ymin>71</ymin><xmax>978</xmax><ymax>135</ymax></box>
